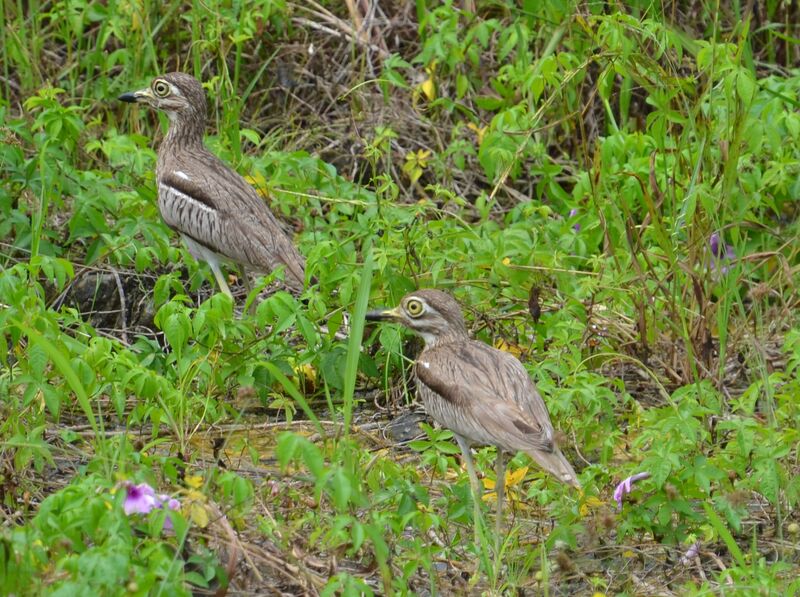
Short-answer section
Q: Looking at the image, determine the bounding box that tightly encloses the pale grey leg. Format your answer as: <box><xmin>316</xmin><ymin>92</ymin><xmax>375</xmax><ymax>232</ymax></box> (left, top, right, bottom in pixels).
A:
<box><xmin>455</xmin><ymin>434</ymin><xmax>483</xmax><ymax>551</ymax></box>
<box><xmin>209</xmin><ymin>262</ymin><xmax>232</xmax><ymax>297</ymax></box>
<box><xmin>181</xmin><ymin>235</ymin><xmax>232</xmax><ymax>298</ymax></box>
<box><xmin>494</xmin><ymin>451</ymin><xmax>506</xmax><ymax>557</ymax></box>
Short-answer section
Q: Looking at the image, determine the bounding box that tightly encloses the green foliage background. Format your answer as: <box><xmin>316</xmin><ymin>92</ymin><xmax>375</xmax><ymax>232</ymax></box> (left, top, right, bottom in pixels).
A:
<box><xmin>1</xmin><ymin>0</ymin><xmax>799</xmax><ymax>594</ymax></box>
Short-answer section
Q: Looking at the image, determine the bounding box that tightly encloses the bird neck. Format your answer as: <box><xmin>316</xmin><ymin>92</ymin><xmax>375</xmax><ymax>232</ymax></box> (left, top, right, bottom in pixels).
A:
<box><xmin>421</xmin><ymin>330</ymin><xmax>468</xmax><ymax>350</ymax></box>
<box><xmin>162</xmin><ymin>112</ymin><xmax>206</xmax><ymax>151</ymax></box>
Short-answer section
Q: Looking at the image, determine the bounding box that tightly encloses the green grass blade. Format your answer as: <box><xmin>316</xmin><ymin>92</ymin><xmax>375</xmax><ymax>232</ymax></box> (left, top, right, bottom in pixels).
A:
<box><xmin>341</xmin><ymin>249</ymin><xmax>374</xmax><ymax>433</ymax></box>
<box><xmin>703</xmin><ymin>502</ymin><xmax>747</xmax><ymax>569</ymax></box>
<box><xmin>11</xmin><ymin>318</ymin><xmax>98</xmax><ymax>435</ymax></box>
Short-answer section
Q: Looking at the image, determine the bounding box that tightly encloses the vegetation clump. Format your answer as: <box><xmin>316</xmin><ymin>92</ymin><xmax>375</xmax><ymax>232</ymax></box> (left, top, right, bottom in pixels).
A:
<box><xmin>1</xmin><ymin>1</ymin><xmax>799</xmax><ymax>594</ymax></box>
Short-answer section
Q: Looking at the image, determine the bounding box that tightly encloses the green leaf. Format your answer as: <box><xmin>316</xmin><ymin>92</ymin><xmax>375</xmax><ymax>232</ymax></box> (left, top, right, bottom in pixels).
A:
<box><xmin>331</xmin><ymin>468</ymin><xmax>353</xmax><ymax>511</ymax></box>
<box><xmin>753</xmin><ymin>458</ymin><xmax>780</xmax><ymax>505</ymax></box>
<box><xmin>341</xmin><ymin>248</ymin><xmax>374</xmax><ymax>432</ymax></box>
<box><xmin>163</xmin><ymin>312</ymin><xmax>190</xmax><ymax>355</ymax></box>
<box><xmin>736</xmin><ymin>70</ymin><xmax>756</xmax><ymax>105</ymax></box>
<box><xmin>11</xmin><ymin>319</ymin><xmax>97</xmax><ymax>435</ymax></box>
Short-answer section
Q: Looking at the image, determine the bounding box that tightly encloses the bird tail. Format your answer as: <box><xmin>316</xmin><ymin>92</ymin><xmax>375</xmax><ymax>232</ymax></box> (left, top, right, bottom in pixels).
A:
<box><xmin>529</xmin><ymin>448</ymin><xmax>581</xmax><ymax>488</ymax></box>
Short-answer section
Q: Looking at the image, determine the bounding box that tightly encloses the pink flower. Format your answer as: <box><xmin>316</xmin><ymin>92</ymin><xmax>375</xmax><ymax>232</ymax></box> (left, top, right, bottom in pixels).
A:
<box><xmin>124</xmin><ymin>483</ymin><xmax>158</xmax><ymax>515</ymax></box>
<box><xmin>123</xmin><ymin>482</ymin><xmax>181</xmax><ymax>529</ymax></box>
<box><xmin>613</xmin><ymin>472</ymin><xmax>650</xmax><ymax>510</ymax></box>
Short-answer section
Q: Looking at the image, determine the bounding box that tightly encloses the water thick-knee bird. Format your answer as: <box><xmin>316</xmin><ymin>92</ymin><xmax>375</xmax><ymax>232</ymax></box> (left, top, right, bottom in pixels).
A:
<box><xmin>366</xmin><ymin>289</ymin><xmax>580</xmax><ymax>550</ymax></box>
<box><xmin>119</xmin><ymin>72</ymin><xmax>306</xmax><ymax>297</ymax></box>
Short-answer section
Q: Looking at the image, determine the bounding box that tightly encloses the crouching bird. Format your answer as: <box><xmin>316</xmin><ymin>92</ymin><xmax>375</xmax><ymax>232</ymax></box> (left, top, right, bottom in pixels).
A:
<box><xmin>119</xmin><ymin>72</ymin><xmax>306</xmax><ymax>299</ymax></box>
<box><xmin>366</xmin><ymin>289</ymin><xmax>580</xmax><ymax>553</ymax></box>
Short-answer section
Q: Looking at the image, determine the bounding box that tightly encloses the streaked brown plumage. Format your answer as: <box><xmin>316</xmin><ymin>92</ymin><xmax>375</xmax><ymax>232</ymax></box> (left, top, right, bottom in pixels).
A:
<box><xmin>119</xmin><ymin>72</ymin><xmax>305</xmax><ymax>296</ymax></box>
<box><xmin>367</xmin><ymin>289</ymin><xmax>579</xmax><ymax>548</ymax></box>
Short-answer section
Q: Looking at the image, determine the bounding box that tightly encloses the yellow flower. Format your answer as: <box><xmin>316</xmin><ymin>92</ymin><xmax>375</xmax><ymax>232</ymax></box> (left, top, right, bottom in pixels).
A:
<box><xmin>579</xmin><ymin>495</ymin><xmax>605</xmax><ymax>517</ymax></box>
<box><xmin>189</xmin><ymin>501</ymin><xmax>210</xmax><ymax>527</ymax></box>
<box><xmin>184</xmin><ymin>475</ymin><xmax>204</xmax><ymax>489</ymax></box>
<box><xmin>482</xmin><ymin>466</ymin><xmax>528</xmax><ymax>505</ymax></box>
<box><xmin>494</xmin><ymin>338</ymin><xmax>525</xmax><ymax>357</ymax></box>
<box><xmin>244</xmin><ymin>172</ymin><xmax>269</xmax><ymax>198</ymax></box>
<box><xmin>293</xmin><ymin>362</ymin><xmax>317</xmax><ymax>384</ymax></box>
<box><xmin>420</xmin><ymin>77</ymin><xmax>436</xmax><ymax>101</ymax></box>
<box><xmin>467</xmin><ymin>122</ymin><xmax>487</xmax><ymax>144</ymax></box>
<box><xmin>417</xmin><ymin>63</ymin><xmax>437</xmax><ymax>102</ymax></box>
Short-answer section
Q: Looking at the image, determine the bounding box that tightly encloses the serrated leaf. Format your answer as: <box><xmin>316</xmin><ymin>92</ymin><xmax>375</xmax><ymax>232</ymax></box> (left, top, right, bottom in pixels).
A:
<box><xmin>28</xmin><ymin>343</ymin><xmax>48</xmax><ymax>377</ymax></box>
<box><xmin>648</xmin><ymin>454</ymin><xmax>672</xmax><ymax>487</ymax></box>
<box><xmin>41</xmin><ymin>384</ymin><xmax>61</xmax><ymax>418</ymax></box>
<box><xmin>434</xmin><ymin>442</ymin><xmax>461</xmax><ymax>455</ymax></box>
<box><xmin>498</xmin><ymin>28</ymin><xmax>518</xmax><ymax>61</ymax></box>
<box><xmin>754</xmin><ymin>459</ymin><xmax>780</xmax><ymax>505</ymax></box>
<box><xmin>736</xmin><ymin>71</ymin><xmax>756</xmax><ymax>104</ymax></box>
<box><xmin>163</xmin><ymin>312</ymin><xmax>190</xmax><ymax>354</ymax></box>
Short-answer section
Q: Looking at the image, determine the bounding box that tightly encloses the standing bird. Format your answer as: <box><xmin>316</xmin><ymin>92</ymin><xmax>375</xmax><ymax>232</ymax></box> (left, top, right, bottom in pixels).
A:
<box><xmin>366</xmin><ymin>289</ymin><xmax>579</xmax><ymax>551</ymax></box>
<box><xmin>118</xmin><ymin>72</ymin><xmax>306</xmax><ymax>297</ymax></box>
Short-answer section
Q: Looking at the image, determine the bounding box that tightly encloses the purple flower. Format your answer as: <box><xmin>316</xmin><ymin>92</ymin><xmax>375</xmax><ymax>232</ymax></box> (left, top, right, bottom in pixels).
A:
<box><xmin>709</xmin><ymin>232</ymin><xmax>736</xmax><ymax>274</ymax></box>
<box><xmin>568</xmin><ymin>208</ymin><xmax>581</xmax><ymax>232</ymax></box>
<box><xmin>124</xmin><ymin>482</ymin><xmax>158</xmax><ymax>515</ymax></box>
<box><xmin>680</xmin><ymin>540</ymin><xmax>701</xmax><ymax>565</ymax></box>
<box><xmin>161</xmin><ymin>496</ymin><xmax>181</xmax><ymax>511</ymax></box>
<box><xmin>613</xmin><ymin>471</ymin><xmax>650</xmax><ymax>510</ymax></box>
<box><xmin>123</xmin><ymin>482</ymin><xmax>181</xmax><ymax>530</ymax></box>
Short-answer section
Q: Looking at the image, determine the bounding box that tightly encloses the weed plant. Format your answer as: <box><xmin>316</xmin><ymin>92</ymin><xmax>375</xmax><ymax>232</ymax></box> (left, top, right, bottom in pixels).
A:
<box><xmin>1</xmin><ymin>0</ymin><xmax>799</xmax><ymax>594</ymax></box>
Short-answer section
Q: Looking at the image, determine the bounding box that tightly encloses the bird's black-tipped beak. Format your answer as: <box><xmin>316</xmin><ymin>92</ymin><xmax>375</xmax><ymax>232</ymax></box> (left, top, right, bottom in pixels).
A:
<box><xmin>118</xmin><ymin>88</ymin><xmax>152</xmax><ymax>103</ymax></box>
<box><xmin>118</xmin><ymin>91</ymin><xmax>139</xmax><ymax>103</ymax></box>
<box><xmin>365</xmin><ymin>306</ymin><xmax>402</xmax><ymax>322</ymax></box>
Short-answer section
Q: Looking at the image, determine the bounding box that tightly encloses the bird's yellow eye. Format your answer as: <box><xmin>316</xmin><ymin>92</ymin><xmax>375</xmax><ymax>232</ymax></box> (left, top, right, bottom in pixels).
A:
<box><xmin>152</xmin><ymin>80</ymin><xmax>170</xmax><ymax>98</ymax></box>
<box><xmin>405</xmin><ymin>298</ymin><xmax>424</xmax><ymax>318</ymax></box>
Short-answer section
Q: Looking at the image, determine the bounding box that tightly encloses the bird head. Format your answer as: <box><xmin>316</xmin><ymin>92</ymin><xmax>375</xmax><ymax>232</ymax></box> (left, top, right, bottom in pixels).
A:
<box><xmin>366</xmin><ymin>289</ymin><xmax>468</xmax><ymax>347</ymax></box>
<box><xmin>118</xmin><ymin>72</ymin><xmax>207</xmax><ymax>123</ymax></box>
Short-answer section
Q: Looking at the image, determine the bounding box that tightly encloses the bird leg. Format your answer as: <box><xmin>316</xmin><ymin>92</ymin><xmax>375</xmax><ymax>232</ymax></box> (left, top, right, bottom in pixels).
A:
<box><xmin>455</xmin><ymin>435</ymin><xmax>484</xmax><ymax>552</ymax></box>
<box><xmin>240</xmin><ymin>266</ymin><xmax>257</xmax><ymax>315</ymax></box>
<box><xmin>494</xmin><ymin>450</ymin><xmax>507</xmax><ymax>559</ymax></box>
<box><xmin>209</xmin><ymin>262</ymin><xmax>233</xmax><ymax>298</ymax></box>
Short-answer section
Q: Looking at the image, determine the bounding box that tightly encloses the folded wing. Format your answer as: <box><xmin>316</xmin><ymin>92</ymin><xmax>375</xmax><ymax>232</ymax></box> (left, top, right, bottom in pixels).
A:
<box><xmin>416</xmin><ymin>341</ymin><xmax>579</xmax><ymax>486</ymax></box>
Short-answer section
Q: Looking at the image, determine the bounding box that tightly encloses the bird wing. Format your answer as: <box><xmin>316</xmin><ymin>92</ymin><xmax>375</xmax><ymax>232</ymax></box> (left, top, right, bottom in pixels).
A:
<box><xmin>158</xmin><ymin>167</ymin><xmax>305</xmax><ymax>291</ymax></box>
<box><xmin>416</xmin><ymin>341</ymin><xmax>580</xmax><ymax>487</ymax></box>
<box><xmin>415</xmin><ymin>341</ymin><xmax>555</xmax><ymax>453</ymax></box>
